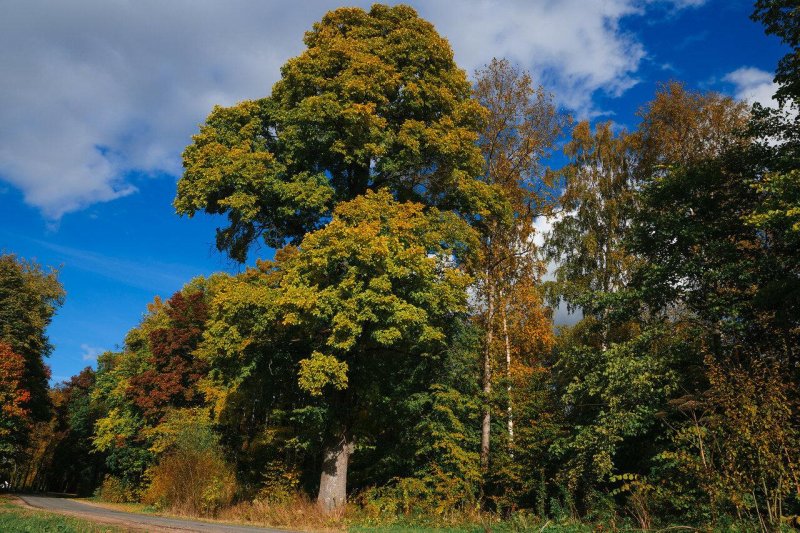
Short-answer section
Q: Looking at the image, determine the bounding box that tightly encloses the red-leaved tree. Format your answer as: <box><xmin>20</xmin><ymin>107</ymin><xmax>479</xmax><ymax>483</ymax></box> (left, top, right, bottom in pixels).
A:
<box><xmin>127</xmin><ymin>291</ymin><xmax>209</xmax><ymax>421</ymax></box>
<box><xmin>0</xmin><ymin>341</ymin><xmax>34</xmax><ymax>460</ymax></box>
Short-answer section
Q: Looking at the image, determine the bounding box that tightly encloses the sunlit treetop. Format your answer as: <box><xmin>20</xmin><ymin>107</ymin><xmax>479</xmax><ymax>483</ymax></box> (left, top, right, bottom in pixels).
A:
<box><xmin>176</xmin><ymin>4</ymin><xmax>491</xmax><ymax>262</ymax></box>
<box><xmin>634</xmin><ymin>81</ymin><xmax>749</xmax><ymax>180</ymax></box>
<box><xmin>546</xmin><ymin>121</ymin><xmax>638</xmax><ymax>309</ymax></box>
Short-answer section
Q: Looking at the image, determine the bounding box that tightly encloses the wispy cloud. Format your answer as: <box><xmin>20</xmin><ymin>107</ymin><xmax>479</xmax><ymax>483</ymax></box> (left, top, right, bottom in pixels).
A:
<box><xmin>675</xmin><ymin>30</ymin><xmax>709</xmax><ymax>50</ymax></box>
<box><xmin>34</xmin><ymin>239</ymin><xmax>200</xmax><ymax>293</ymax></box>
<box><xmin>80</xmin><ymin>343</ymin><xmax>106</xmax><ymax>361</ymax></box>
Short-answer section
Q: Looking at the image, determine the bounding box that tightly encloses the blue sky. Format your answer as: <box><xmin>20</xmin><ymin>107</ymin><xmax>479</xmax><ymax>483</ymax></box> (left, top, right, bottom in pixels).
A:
<box><xmin>0</xmin><ymin>0</ymin><xmax>787</xmax><ymax>383</ymax></box>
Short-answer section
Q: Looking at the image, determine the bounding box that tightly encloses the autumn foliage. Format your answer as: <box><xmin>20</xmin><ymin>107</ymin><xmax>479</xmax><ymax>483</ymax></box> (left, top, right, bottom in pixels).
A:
<box><xmin>127</xmin><ymin>291</ymin><xmax>209</xmax><ymax>421</ymax></box>
<box><xmin>7</xmin><ymin>3</ymin><xmax>800</xmax><ymax>532</ymax></box>
<box><xmin>0</xmin><ymin>342</ymin><xmax>32</xmax><ymax>456</ymax></box>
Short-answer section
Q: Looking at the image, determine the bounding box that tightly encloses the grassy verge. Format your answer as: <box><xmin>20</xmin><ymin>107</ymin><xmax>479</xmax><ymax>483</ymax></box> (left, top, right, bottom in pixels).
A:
<box><xmin>81</xmin><ymin>497</ymin><xmax>159</xmax><ymax>515</ymax></box>
<box><xmin>83</xmin><ymin>495</ymin><xmax>341</xmax><ymax>531</ymax></box>
<box><xmin>83</xmin><ymin>495</ymin><xmax>599</xmax><ymax>532</ymax></box>
<box><xmin>75</xmin><ymin>495</ymin><xmax>786</xmax><ymax>532</ymax></box>
<box><xmin>349</xmin><ymin>519</ymin><xmax>593</xmax><ymax>532</ymax></box>
<box><xmin>0</xmin><ymin>495</ymin><xmax>122</xmax><ymax>532</ymax></box>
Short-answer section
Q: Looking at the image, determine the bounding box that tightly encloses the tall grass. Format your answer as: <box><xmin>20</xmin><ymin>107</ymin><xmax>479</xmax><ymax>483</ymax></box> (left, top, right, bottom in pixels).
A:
<box><xmin>220</xmin><ymin>493</ymin><xmax>345</xmax><ymax>531</ymax></box>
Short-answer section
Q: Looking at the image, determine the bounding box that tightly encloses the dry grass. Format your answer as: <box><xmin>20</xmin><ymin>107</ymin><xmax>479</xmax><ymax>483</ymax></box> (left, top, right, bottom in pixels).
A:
<box><xmin>91</xmin><ymin>490</ymin><xmax>512</xmax><ymax>532</ymax></box>
<box><xmin>87</xmin><ymin>492</ymin><xmax>345</xmax><ymax>531</ymax></box>
<box><xmin>144</xmin><ymin>492</ymin><xmax>504</xmax><ymax>532</ymax></box>
<box><xmin>218</xmin><ymin>494</ymin><xmax>346</xmax><ymax>532</ymax></box>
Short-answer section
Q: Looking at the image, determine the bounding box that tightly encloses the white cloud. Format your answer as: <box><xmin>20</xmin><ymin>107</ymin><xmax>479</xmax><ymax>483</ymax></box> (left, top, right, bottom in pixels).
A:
<box><xmin>423</xmin><ymin>0</ymin><xmax>648</xmax><ymax>113</ymax></box>
<box><xmin>724</xmin><ymin>67</ymin><xmax>778</xmax><ymax>107</ymax></box>
<box><xmin>0</xmin><ymin>0</ymin><xmax>703</xmax><ymax>219</ymax></box>
<box><xmin>532</xmin><ymin>214</ymin><xmax>556</xmax><ymax>249</ymax></box>
<box><xmin>80</xmin><ymin>343</ymin><xmax>106</xmax><ymax>361</ymax></box>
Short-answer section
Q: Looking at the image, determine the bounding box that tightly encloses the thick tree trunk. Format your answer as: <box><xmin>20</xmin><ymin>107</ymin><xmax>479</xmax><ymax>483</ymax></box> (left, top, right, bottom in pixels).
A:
<box><xmin>481</xmin><ymin>284</ymin><xmax>494</xmax><ymax>471</ymax></box>
<box><xmin>317</xmin><ymin>432</ymin><xmax>353</xmax><ymax>513</ymax></box>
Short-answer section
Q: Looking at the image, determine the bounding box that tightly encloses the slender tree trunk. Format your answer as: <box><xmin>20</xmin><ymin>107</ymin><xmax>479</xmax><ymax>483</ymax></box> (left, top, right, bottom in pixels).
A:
<box><xmin>502</xmin><ymin>306</ymin><xmax>514</xmax><ymax>445</ymax></box>
<box><xmin>481</xmin><ymin>282</ymin><xmax>494</xmax><ymax>471</ymax></box>
<box><xmin>601</xmin><ymin>244</ymin><xmax>611</xmax><ymax>351</ymax></box>
<box><xmin>20</xmin><ymin>462</ymin><xmax>31</xmax><ymax>491</ymax></box>
<box><xmin>317</xmin><ymin>431</ymin><xmax>353</xmax><ymax>513</ymax></box>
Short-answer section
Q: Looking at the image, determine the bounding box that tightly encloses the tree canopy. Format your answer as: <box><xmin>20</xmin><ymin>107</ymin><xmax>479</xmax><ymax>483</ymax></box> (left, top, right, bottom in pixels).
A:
<box><xmin>175</xmin><ymin>4</ymin><xmax>492</xmax><ymax>262</ymax></box>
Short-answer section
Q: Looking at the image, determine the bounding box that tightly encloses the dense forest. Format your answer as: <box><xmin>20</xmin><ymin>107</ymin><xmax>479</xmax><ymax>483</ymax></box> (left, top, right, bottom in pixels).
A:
<box><xmin>1</xmin><ymin>1</ymin><xmax>799</xmax><ymax>530</ymax></box>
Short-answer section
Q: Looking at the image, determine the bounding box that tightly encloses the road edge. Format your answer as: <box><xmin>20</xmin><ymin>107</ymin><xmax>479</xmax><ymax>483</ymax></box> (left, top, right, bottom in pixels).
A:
<box><xmin>11</xmin><ymin>494</ymin><xmax>184</xmax><ymax>532</ymax></box>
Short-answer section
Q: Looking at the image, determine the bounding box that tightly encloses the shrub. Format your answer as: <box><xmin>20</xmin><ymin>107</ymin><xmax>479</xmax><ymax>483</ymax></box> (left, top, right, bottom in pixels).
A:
<box><xmin>356</xmin><ymin>466</ymin><xmax>480</xmax><ymax>526</ymax></box>
<box><xmin>97</xmin><ymin>475</ymin><xmax>134</xmax><ymax>503</ymax></box>
<box><xmin>143</xmin><ymin>446</ymin><xmax>237</xmax><ymax>515</ymax></box>
<box><xmin>256</xmin><ymin>461</ymin><xmax>301</xmax><ymax>503</ymax></box>
<box><xmin>141</xmin><ymin>408</ymin><xmax>237</xmax><ymax>515</ymax></box>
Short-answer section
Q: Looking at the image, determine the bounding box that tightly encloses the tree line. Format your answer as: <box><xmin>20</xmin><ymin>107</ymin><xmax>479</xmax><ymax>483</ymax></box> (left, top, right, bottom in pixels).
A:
<box><xmin>1</xmin><ymin>2</ymin><xmax>798</xmax><ymax>529</ymax></box>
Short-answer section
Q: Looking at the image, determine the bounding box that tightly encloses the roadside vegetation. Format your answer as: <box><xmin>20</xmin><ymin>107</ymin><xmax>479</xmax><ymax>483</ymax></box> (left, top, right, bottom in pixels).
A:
<box><xmin>0</xmin><ymin>495</ymin><xmax>121</xmax><ymax>533</ymax></box>
<box><xmin>1</xmin><ymin>2</ymin><xmax>799</xmax><ymax>532</ymax></box>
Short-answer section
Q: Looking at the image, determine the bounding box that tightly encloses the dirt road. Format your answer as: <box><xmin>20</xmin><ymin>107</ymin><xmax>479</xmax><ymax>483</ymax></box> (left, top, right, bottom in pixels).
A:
<box><xmin>17</xmin><ymin>494</ymin><xmax>297</xmax><ymax>533</ymax></box>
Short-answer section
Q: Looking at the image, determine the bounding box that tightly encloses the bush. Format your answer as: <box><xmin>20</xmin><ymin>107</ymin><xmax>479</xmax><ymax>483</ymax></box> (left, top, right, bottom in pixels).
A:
<box><xmin>356</xmin><ymin>466</ymin><xmax>480</xmax><ymax>526</ymax></box>
<box><xmin>256</xmin><ymin>461</ymin><xmax>301</xmax><ymax>503</ymax></box>
<box><xmin>141</xmin><ymin>408</ymin><xmax>237</xmax><ymax>515</ymax></box>
<box><xmin>97</xmin><ymin>475</ymin><xmax>135</xmax><ymax>503</ymax></box>
<box><xmin>143</xmin><ymin>446</ymin><xmax>237</xmax><ymax>515</ymax></box>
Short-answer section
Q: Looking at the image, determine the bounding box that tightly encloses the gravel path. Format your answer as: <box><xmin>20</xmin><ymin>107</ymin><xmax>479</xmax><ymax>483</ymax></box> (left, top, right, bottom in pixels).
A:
<box><xmin>17</xmin><ymin>494</ymin><xmax>298</xmax><ymax>533</ymax></box>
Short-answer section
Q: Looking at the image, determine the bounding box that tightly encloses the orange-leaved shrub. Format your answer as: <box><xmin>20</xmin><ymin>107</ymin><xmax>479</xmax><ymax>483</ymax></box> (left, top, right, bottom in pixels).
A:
<box><xmin>142</xmin><ymin>408</ymin><xmax>237</xmax><ymax>515</ymax></box>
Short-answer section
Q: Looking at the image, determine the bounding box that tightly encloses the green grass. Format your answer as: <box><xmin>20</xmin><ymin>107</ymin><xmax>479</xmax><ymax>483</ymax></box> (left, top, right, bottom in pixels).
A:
<box><xmin>0</xmin><ymin>496</ymin><xmax>122</xmax><ymax>532</ymax></box>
